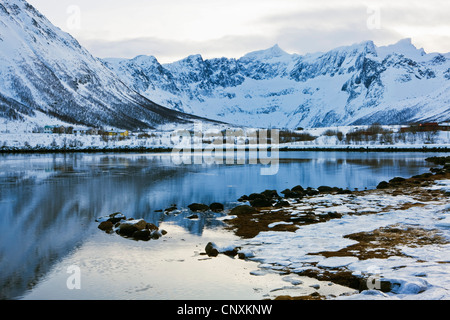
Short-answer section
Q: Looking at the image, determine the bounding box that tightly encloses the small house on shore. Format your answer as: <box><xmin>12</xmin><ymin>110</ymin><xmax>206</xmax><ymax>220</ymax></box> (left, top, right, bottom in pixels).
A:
<box><xmin>104</xmin><ymin>129</ymin><xmax>129</xmax><ymax>137</ymax></box>
<box><xmin>73</xmin><ymin>127</ymin><xmax>98</xmax><ymax>136</ymax></box>
<box><xmin>44</xmin><ymin>125</ymin><xmax>57</xmax><ymax>134</ymax></box>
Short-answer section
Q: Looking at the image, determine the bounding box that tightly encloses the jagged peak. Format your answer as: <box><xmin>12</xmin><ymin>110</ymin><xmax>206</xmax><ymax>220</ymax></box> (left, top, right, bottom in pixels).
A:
<box><xmin>131</xmin><ymin>54</ymin><xmax>160</xmax><ymax>65</ymax></box>
<box><xmin>241</xmin><ymin>44</ymin><xmax>291</xmax><ymax>61</ymax></box>
<box><xmin>378</xmin><ymin>38</ymin><xmax>427</xmax><ymax>59</ymax></box>
<box><xmin>183</xmin><ymin>53</ymin><xmax>204</xmax><ymax>62</ymax></box>
<box><xmin>169</xmin><ymin>53</ymin><xmax>205</xmax><ymax>67</ymax></box>
<box><xmin>328</xmin><ymin>40</ymin><xmax>377</xmax><ymax>56</ymax></box>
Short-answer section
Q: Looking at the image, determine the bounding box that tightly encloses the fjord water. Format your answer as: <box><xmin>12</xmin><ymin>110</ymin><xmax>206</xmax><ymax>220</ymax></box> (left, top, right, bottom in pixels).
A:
<box><xmin>0</xmin><ymin>151</ymin><xmax>446</xmax><ymax>300</ymax></box>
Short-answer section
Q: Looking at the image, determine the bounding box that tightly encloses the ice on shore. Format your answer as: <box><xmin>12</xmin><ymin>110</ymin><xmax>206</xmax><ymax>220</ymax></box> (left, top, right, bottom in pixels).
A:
<box><xmin>231</xmin><ymin>184</ymin><xmax>450</xmax><ymax>300</ymax></box>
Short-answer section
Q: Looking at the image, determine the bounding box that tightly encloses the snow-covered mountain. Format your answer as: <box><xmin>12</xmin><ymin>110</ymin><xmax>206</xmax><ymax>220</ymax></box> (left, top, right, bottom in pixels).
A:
<box><xmin>0</xmin><ymin>0</ymin><xmax>209</xmax><ymax>131</ymax></box>
<box><xmin>104</xmin><ymin>40</ymin><xmax>450</xmax><ymax>129</ymax></box>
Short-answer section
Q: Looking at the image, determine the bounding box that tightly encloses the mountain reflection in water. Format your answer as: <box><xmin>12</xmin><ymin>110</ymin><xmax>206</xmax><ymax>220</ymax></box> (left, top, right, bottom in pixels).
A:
<box><xmin>0</xmin><ymin>151</ymin><xmax>444</xmax><ymax>299</ymax></box>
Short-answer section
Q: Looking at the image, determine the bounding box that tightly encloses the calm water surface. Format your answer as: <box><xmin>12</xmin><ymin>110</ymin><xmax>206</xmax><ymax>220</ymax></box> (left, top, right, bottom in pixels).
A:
<box><xmin>0</xmin><ymin>151</ymin><xmax>446</xmax><ymax>300</ymax></box>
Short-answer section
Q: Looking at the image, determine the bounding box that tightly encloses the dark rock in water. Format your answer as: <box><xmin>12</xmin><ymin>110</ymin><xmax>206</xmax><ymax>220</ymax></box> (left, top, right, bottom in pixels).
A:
<box><xmin>96</xmin><ymin>212</ymin><xmax>126</xmax><ymax>224</ymax></box>
<box><xmin>261</xmin><ymin>189</ymin><xmax>280</xmax><ymax>199</ymax></box>
<box><xmin>210</xmin><ymin>202</ymin><xmax>224</xmax><ymax>212</ymax></box>
<box><xmin>133</xmin><ymin>229</ymin><xmax>151</xmax><ymax>241</ymax></box>
<box><xmin>188</xmin><ymin>203</ymin><xmax>210</xmax><ymax>212</ymax></box>
<box><xmin>250</xmin><ymin>198</ymin><xmax>273</xmax><ymax>208</ymax></box>
<box><xmin>131</xmin><ymin>219</ymin><xmax>148</xmax><ymax>230</ymax></box>
<box><xmin>281</xmin><ymin>189</ymin><xmax>303</xmax><ymax>199</ymax></box>
<box><xmin>187</xmin><ymin>214</ymin><xmax>199</xmax><ymax>220</ymax></box>
<box><xmin>377</xmin><ymin>181</ymin><xmax>390</xmax><ymax>189</ymax></box>
<box><xmin>108</xmin><ymin>212</ymin><xmax>126</xmax><ymax>224</ymax></box>
<box><xmin>230</xmin><ymin>205</ymin><xmax>257</xmax><ymax>215</ymax></box>
<box><xmin>98</xmin><ymin>221</ymin><xmax>113</xmax><ymax>232</ymax></box>
<box><xmin>291</xmin><ymin>185</ymin><xmax>304</xmax><ymax>193</ymax></box>
<box><xmin>116</xmin><ymin>219</ymin><xmax>147</xmax><ymax>237</ymax></box>
<box><xmin>337</xmin><ymin>188</ymin><xmax>352</xmax><ymax>194</ymax></box>
<box><xmin>205</xmin><ymin>242</ymin><xmax>219</xmax><ymax>257</ymax></box>
<box><xmin>117</xmin><ymin>223</ymin><xmax>139</xmax><ymax>237</ymax></box>
<box><xmin>223</xmin><ymin>247</ymin><xmax>241</xmax><ymax>257</ymax></box>
<box><xmin>238</xmin><ymin>195</ymin><xmax>249</xmax><ymax>202</ymax></box>
<box><xmin>248</xmin><ymin>193</ymin><xmax>266</xmax><ymax>201</ymax></box>
<box><xmin>305</xmin><ymin>188</ymin><xmax>319</xmax><ymax>196</ymax></box>
<box><xmin>97</xmin><ymin>215</ymin><xmax>165</xmax><ymax>241</ymax></box>
<box><xmin>165</xmin><ymin>204</ymin><xmax>178</xmax><ymax>213</ymax></box>
<box><xmin>318</xmin><ymin>186</ymin><xmax>333</xmax><ymax>193</ymax></box>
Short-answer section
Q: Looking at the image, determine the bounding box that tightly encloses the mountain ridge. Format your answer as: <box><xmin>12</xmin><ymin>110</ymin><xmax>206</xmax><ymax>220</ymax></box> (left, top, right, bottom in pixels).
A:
<box><xmin>1</xmin><ymin>0</ymin><xmax>448</xmax><ymax>131</ymax></box>
<box><xmin>0</xmin><ymin>0</ymin><xmax>216</xmax><ymax>131</ymax></box>
<box><xmin>104</xmin><ymin>38</ymin><xmax>450</xmax><ymax>129</ymax></box>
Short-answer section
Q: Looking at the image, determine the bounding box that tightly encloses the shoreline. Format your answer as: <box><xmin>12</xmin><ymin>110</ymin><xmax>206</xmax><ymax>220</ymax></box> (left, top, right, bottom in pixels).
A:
<box><xmin>197</xmin><ymin>155</ymin><xmax>450</xmax><ymax>300</ymax></box>
<box><xmin>0</xmin><ymin>145</ymin><xmax>449</xmax><ymax>154</ymax></box>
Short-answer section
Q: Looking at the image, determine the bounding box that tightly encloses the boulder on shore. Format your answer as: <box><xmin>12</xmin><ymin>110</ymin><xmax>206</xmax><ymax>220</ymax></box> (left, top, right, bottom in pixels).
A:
<box><xmin>377</xmin><ymin>181</ymin><xmax>390</xmax><ymax>189</ymax></box>
<box><xmin>250</xmin><ymin>198</ymin><xmax>273</xmax><ymax>208</ymax></box>
<box><xmin>281</xmin><ymin>189</ymin><xmax>302</xmax><ymax>199</ymax></box>
<box><xmin>230</xmin><ymin>205</ymin><xmax>258</xmax><ymax>215</ymax></box>
<box><xmin>205</xmin><ymin>242</ymin><xmax>219</xmax><ymax>257</ymax></box>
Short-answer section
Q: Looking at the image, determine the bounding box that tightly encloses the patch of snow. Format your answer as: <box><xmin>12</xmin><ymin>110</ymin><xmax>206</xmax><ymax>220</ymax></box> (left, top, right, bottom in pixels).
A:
<box><xmin>230</xmin><ymin>185</ymin><xmax>450</xmax><ymax>300</ymax></box>
<box><xmin>268</xmin><ymin>221</ymin><xmax>293</xmax><ymax>228</ymax></box>
<box><xmin>317</xmin><ymin>257</ymin><xmax>359</xmax><ymax>269</ymax></box>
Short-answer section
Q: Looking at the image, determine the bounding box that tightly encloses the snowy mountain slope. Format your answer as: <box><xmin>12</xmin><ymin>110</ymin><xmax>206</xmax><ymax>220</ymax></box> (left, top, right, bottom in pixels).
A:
<box><xmin>0</xmin><ymin>0</ymin><xmax>211</xmax><ymax>131</ymax></box>
<box><xmin>104</xmin><ymin>40</ymin><xmax>450</xmax><ymax>129</ymax></box>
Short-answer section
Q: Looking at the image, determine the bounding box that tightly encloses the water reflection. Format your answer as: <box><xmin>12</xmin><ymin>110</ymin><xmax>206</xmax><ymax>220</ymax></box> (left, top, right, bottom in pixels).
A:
<box><xmin>0</xmin><ymin>151</ymin><xmax>445</xmax><ymax>299</ymax></box>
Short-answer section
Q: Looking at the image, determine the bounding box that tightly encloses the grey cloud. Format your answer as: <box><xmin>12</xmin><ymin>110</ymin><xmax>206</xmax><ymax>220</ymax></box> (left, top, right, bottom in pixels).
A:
<box><xmin>81</xmin><ymin>34</ymin><xmax>277</xmax><ymax>62</ymax></box>
<box><xmin>79</xmin><ymin>0</ymin><xmax>449</xmax><ymax>62</ymax></box>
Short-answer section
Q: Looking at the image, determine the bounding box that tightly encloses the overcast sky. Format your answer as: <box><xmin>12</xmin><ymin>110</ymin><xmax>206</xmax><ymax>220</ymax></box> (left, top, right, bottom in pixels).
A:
<box><xmin>27</xmin><ymin>0</ymin><xmax>450</xmax><ymax>63</ymax></box>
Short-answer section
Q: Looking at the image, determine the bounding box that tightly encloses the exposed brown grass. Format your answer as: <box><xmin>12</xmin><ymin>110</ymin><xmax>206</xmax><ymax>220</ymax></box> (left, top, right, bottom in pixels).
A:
<box><xmin>313</xmin><ymin>225</ymin><xmax>449</xmax><ymax>260</ymax></box>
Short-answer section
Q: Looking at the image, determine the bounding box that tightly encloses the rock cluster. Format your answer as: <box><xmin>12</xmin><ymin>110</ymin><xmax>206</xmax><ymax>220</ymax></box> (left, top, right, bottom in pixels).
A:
<box><xmin>237</xmin><ymin>185</ymin><xmax>352</xmax><ymax>209</ymax></box>
<box><xmin>377</xmin><ymin>158</ymin><xmax>450</xmax><ymax>190</ymax></box>
<box><xmin>204</xmin><ymin>242</ymin><xmax>244</xmax><ymax>259</ymax></box>
<box><xmin>188</xmin><ymin>202</ymin><xmax>225</xmax><ymax>213</ymax></box>
<box><xmin>96</xmin><ymin>212</ymin><xmax>167</xmax><ymax>241</ymax></box>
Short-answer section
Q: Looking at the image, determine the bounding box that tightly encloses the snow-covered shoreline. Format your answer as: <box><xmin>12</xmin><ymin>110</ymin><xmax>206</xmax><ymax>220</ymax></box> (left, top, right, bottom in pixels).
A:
<box><xmin>0</xmin><ymin>127</ymin><xmax>449</xmax><ymax>153</ymax></box>
<box><xmin>215</xmin><ymin>158</ymin><xmax>450</xmax><ymax>300</ymax></box>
